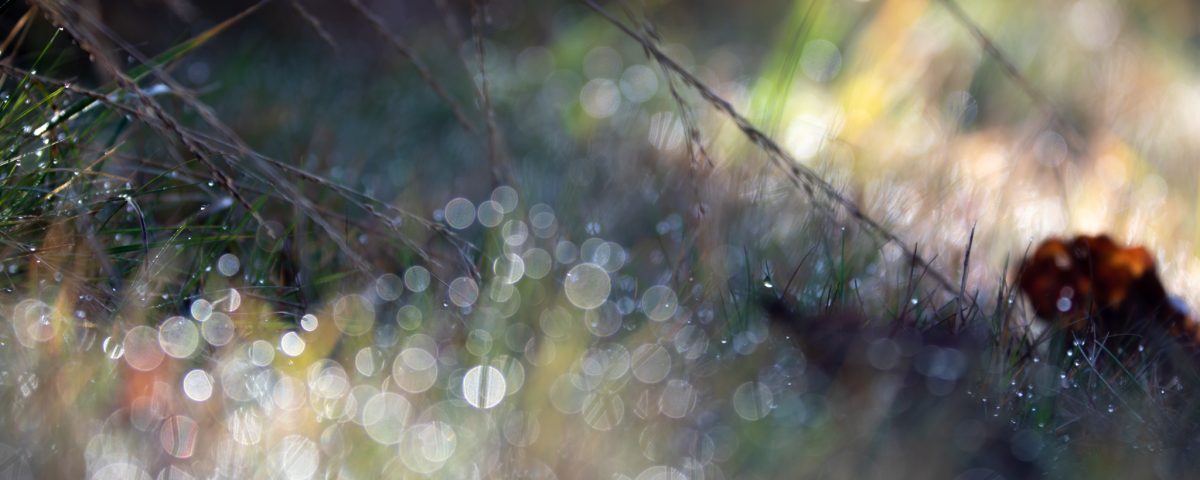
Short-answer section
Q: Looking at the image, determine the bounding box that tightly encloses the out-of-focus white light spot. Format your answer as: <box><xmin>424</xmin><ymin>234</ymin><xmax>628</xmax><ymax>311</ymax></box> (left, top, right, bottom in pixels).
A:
<box><xmin>223</xmin><ymin>288</ymin><xmax>242</xmax><ymax>312</ymax></box>
<box><xmin>476</xmin><ymin>200</ymin><xmax>504</xmax><ymax>227</ymax></box>
<box><xmin>307</xmin><ymin>360</ymin><xmax>350</xmax><ymax>400</ymax></box>
<box><xmin>580</xmin><ymin>237</ymin><xmax>609</xmax><ymax>265</ymax></box>
<box><xmin>1057</xmin><ymin>296</ymin><xmax>1073</xmax><ymax>312</ymax></box>
<box><xmin>564</xmin><ymin>263</ymin><xmax>611</xmax><ymax>310</ymax></box>
<box><xmin>494</xmin><ymin>253</ymin><xmax>525</xmax><ymax>284</ymax></box>
<box><xmin>549</xmin><ymin>374</ymin><xmax>588</xmax><ymax>414</ymax></box>
<box><xmin>581</xmin><ymin>392</ymin><xmax>624</xmax><ymax>431</ymax></box>
<box><xmin>599</xmin><ymin>242</ymin><xmax>627</xmax><ymax>272</ymax></box>
<box><xmin>396</xmin><ymin>305</ymin><xmax>422</xmax><ymax>330</ymax></box>
<box><xmin>443</xmin><ymin>197</ymin><xmax>475</xmax><ymax>230</ymax></box>
<box><xmin>620</xmin><ymin>64</ymin><xmax>658</xmax><ymax>103</ymax></box>
<box><xmin>673</xmin><ymin>325</ymin><xmax>709</xmax><ymax>360</ymax></box>
<box><xmin>355</xmin><ymin>347</ymin><xmax>376</xmax><ymax>376</ymax></box>
<box><xmin>272</xmin><ymin>375</ymin><xmax>306</xmax><ymax>411</ymax></box>
<box><xmin>800</xmin><ymin>39</ymin><xmax>842</xmax><ymax>82</ymax></box>
<box><xmin>300</xmin><ymin>313</ymin><xmax>319</xmax><ymax>332</ymax></box>
<box><xmin>465</xmin><ymin>329</ymin><xmax>493</xmax><ymax>357</ymax></box>
<box><xmin>182</xmin><ymin>369</ymin><xmax>213</xmax><ymax>402</ymax></box>
<box><xmin>280</xmin><ymin>331</ymin><xmax>306</xmax><ymax>357</ymax></box>
<box><xmin>867</xmin><ymin>338</ymin><xmax>901</xmax><ymax>370</ymax></box>
<box><xmin>375</xmin><ymin>273</ymin><xmax>402</xmax><ymax>301</ymax></box>
<box><xmin>522</xmin><ymin>248</ymin><xmax>553</xmax><ymax>279</ymax></box>
<box><xmin>1013</xmin><ymin>197</ymin><xmax>1068</xmax><ymax>240</ymax></box>
<box><xmin>462</xmin><ymin>365</ymin><xmax>506</xmax><ymax>409</ymax></box>
<box><xmin>529</xmin><ymin>203</ymin><xmax>557</xmax><ymax>238</ymax></box>
<box><xmin>640</xmin><ymin>285</ymin><xmax>679</xmax><ymax>322</ymax></box>
<box><xmin>333</xmin><ymin>294</ymin><xmax>375</xmax><ymax>336</ymax></box>
<box><xmin>539</xmin><ymin>306</ymin><xmax>571</xmax><ymax>339</ymax></box>
<box><xmin>404</xmin><ymin>266</ymin><xmax>431</xmax><ymax>292</ymax></box>
<box><xmin>502</xmin><ymin>220</ymin><xmax>529</xmax><ymax>246</ymax></box>
<box><xmin>12</xmin><ymin>299</ymin><xmax>57</xmax><ymax>347</ymax></box>
<box><xmin>159</xmin><ymin>415</ymin><xmax>199</xmax><ymax>458</ymax></box>
<box><xmin>270</xmin><ymin>435</ymin><xmax>319</xmax><ymax>480</ymax></box>
<box><xmin>393</xmin><ymin>347</ymin><xmax>438</xmax><ymax>393</ymax></box>
<box><xmin>491</xmin><ymin>185</ymin><xmax>519</xmax><ymax>213</ymax></box>
<box><xmin>555</xmin><ymin>240</ymin><xmax>578</xmax><ymax>264</ymax></box>
<box><xmin>227</xmin><ymin>407</ymin><xmax>263</xmax><ymax>445</ymax></box>
<box><xmin>649</xmin><ymin>111</ymin><xmax>685</xmax><ymax>151</ymax></box>
<box><xmin>92</xmin><ymin>462</ymin><xmax>151</xmax><ymax>480</ymax></box>
<box><xmin>216</xmin><ymin>253</ymin><xmax>240</xmax><ymax>277</ymax></box>
<box><xmin>123</xmin><ymin>325</ymin><xmax>164</xmax><ymax>372</ymax></box>
<box><xmin>492</xmin><ymin>355</ymin><xmax>526</xmax><ymax>397</ymax></box>
<box><xmin>502</xmin><ymin>412</ymin><xmax>540</xmax><ymax>447</ymax></box>
<box><xmin>200</xmin><ymin>313</ymin><xmax>235</xmax><ymax>347</ymax></box>
<box><xmin>732</xmin><ymin>381</ymin><xmax>774</xmax><ymax>421</ymax></box>
<box><xmin>400</xmin><ymin>422</ymin><xmax>457</xmax><ymax>474</ymax></box>
<box><xmin>581</xmin><ymin>78</ymin><xmax>621</xmax><ymax>119</ymax></box>
<box><xmin>785</xmin><ymin>113</ymin><xmax>837</xmax><ymax>161</ymax></box>
<box><xmin>157</xmin><ymin>465</ymin><xmax>193</xmax><ymax>480</ymax></box>
<box><xmin>448</xmin><ymin>277</ymin><xmax>480</xmax><ymax>307</ymax></box>
<box><xmin>189</xmin><ymin>299</ymin><xmax>212</xmax><ymax>322</ymax></box>
<box><xmin>362</xmin><ymin>392</ymin><xmax>412</xmax><ymax>445</ymax></box>
<box><xmin>635</xmin><ymin>465</ymin><xmax>688</xmax><ymax>480</ymax></box>
<box><xmin>658</xmin><ymin>379</ymin><xmax>696</xmax><ymax>419</ymax></box>
<box><xmin>158</xmin><ymin>316</ymin><xmax>199</xmax><ymax>358</ymax></box>
<box><xmin>249</xmin><ymin>340</ymin><xmax>275</xmax><ymax>366</ymax></box>
<box><xmin>583</xmin><ymin>304</ymin><xmax>622</xmax><ymax>337</ymax></box>
<box><xmin>631</xmin><ymin>344</ymin><xmax>671</xmax><ymax>384</ymax></box>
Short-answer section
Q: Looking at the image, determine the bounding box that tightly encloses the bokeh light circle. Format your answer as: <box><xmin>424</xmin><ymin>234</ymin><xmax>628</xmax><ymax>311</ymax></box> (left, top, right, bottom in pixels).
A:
<box><xmin>158</xmin><ymin>316</ymin><xmax>199</xmax><ymax>358</ymax></box>
<box><xmin>564</xmin><ymin>263</ymin><xmax>611</xmax><ymax>310</ymax></box>
<box><xmin>462</xmin><ymin>365</ymin><xmax>507</xmax><ymax>409</ymax></box>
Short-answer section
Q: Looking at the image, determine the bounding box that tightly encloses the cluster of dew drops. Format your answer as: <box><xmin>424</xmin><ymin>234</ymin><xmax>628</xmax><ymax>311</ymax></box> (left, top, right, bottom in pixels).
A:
<box><xmin>3</xmin><ymin>185</ymin><xmax>794</xmax><ymax>479</ymax></box>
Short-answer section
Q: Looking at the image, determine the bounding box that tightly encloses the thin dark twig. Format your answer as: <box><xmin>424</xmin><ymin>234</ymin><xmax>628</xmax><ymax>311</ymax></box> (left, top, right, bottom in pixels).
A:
<box><xmin>470</xmin><ymin>0</ymin><xmax>514</xmax><ymax>187</ymax></box>
<box><xmin>33</xmin><ymin>0</ymin><xmax>379</xmax><ymax>276</ymax></box>
<box><xmin>936</xmin><ymin>0</ymin><xmax>1086</xmax><ymax>153</ymax></box>
<box><xmin>618</xmin><ymin>3</ymin><xmax>713</xmax><ymax>173</ymax></box>
<box><xmin>181</xmin><ymin>128</ymin><xmax>476</xmax><ymax>255</ymax></box>
<box><xmin>290</xmin><ymin>0</ymin><xmax>338</xmax><ymax>51</ymax></box>
<box><xmin>0</xmin><ymin>7</ymin><xmax>36</xmax><ymax>64</ymax></box>
<box><xmin>894</xmin><ymin>243</ymin><xmax>931</xmax><ymax>330</ymax></box>
<box><xmin>782</xmin><ymin>243</ymin><xmax>819</xmax><ymax>300</ymax></box>
<box><xmin>581</xmin><ymin>0</ymin><xmax>965</xmax><ymax>302</ymax></box>
<box><xmin>345</xmin><ymin>0</ymin><xmax>477</xmax><ymax>133</ymax></box>
<box><xmin>73</xmin><ymin>2</ymin><xmax>471</xmax><ymax>279</ymax></box>
<box><xmin>31</xmin><ymin>1</ymin><xmax>272</xmax><ymax>233</ymax></box>
<box><xmin>431</xmin><ymin>0</ymin><xmax>467</xmax><ymax>44</ymax></box>
<box><xmin>959</xmin><ymin>222</ymin><xmax>976</xmax><ymax>329</ymax></box>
